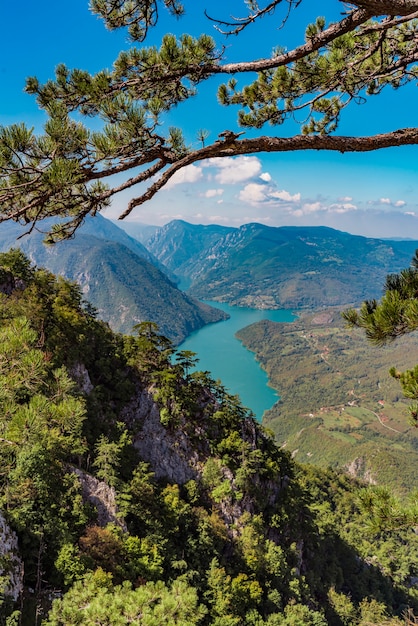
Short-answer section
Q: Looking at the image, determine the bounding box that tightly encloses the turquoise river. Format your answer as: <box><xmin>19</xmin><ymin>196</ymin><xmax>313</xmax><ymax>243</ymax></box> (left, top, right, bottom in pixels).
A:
<box><xmin>179</xmin><ymin>302</ymin><xmax>297</xmax><ymax>421</ymax></box>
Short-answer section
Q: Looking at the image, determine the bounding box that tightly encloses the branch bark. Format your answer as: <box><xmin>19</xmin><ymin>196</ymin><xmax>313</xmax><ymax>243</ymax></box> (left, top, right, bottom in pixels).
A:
<box><xmin>119</xmin><ymin>127</ymin><xmax>418</xmax><ymax>217</ymax></box>
<box><xmin>214</xmin><ymin>9</ymin><xmax>372</xmax><ymax>75</ymax></box>
<box><xmin>350</xmin><ymin>0</ymin><xmax>418</xmax><ymax>15</ymax></box>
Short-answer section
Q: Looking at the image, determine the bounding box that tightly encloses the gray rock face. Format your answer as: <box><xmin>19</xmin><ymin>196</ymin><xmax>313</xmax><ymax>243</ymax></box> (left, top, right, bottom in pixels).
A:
<box><xmin>123</xmin><ymin>388</ymin><xmax>201</xmax><ymax>484</ymax></box>
<box><xmin>0</xmin><ymin>511</ymin><xmax>24</xmax><ymax>602</ymax></box>
<box><xmin>72</xmin><ymin>469</ymin><xmax>127</xmax><ymax>530</ymax></box>
<box><xmin>69</xmin><ymin>362</ymin><xmax>94</xmax><ymax>395</ymax></box>
<box><xmin>73</xmin><ymin>364</ymin><xmax>286</xmax><ymax>541</ymax></box>
<box><xmin>120</xmin><ymin>387</ymin><xmax>287</xmax><ymax>538</ymax></box>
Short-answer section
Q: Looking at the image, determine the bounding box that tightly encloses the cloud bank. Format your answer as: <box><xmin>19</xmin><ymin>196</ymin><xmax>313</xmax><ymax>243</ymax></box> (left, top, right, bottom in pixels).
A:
<box><xmin>106</xmin><ymin>154</ymin><xmax>418</xmax><ymax>239</ymax></box>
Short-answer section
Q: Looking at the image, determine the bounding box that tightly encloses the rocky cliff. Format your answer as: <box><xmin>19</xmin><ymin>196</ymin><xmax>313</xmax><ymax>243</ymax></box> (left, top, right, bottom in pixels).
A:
<box><xmin>0</xmin><ymin>511</ymin><xmax>23</xmax><ymax>603</ymax></box>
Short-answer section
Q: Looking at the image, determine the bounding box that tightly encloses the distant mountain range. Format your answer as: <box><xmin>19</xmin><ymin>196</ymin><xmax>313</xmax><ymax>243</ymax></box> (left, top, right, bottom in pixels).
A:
<box><xmin>116</xmin><ymin>220</ymin><xmax>160</xmax><ymax>245</ymax></box>
<box><xmin>140</xmin><ymin>220</ymin><xmax>234</xmax><ymax>284</ymax></box>
<box><xmin>141</xmin><ymin>220</ymin><xmax>418</xmax><ymax>309</ymax></box>
<box><xmin>0</xmin><ymin>216</ymin><xmax>227</xmax><ymax>343</ymax></box>
<box><xmin>4</xmin><ymin>215</ymin><xmax>418</xmax><ymax>341</ymax></box>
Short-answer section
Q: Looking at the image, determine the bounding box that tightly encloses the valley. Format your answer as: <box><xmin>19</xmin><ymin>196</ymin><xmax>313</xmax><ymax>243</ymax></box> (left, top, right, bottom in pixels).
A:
<box><xmin>1</xmin><ymin>250</ymin><xmax>417</xmax><ymax>624</ymax></box>
<box><xmin>0</xmin><ymin>216</ymin><xmax>227</xmax><ymax>343</ymax></box>
<box><xmin>3</xmin><ymin>215</ymin><xmax>418</xmax><ymax>496</ymax></box>
<box><xmin>1</xmin><ymin>220</ymin><xmax>418</xmax><ymax>622</ymax></box>
<box><xmin>3</xmin><ymin>1</ymin><xmax>418</xmax><ymax>621</ymax></box>
<box><xmin>237</xmin><ymin>309</ymin><xmax>418</xmax><ymax>496</ymax></box>
<box><xmin>138</xmin><ymin>218</ymin><xmax>418</xmax><ymax>495</ymax></box>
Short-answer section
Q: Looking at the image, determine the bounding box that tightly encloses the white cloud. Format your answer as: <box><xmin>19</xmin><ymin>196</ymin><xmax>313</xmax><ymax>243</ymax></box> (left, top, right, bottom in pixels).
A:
<box><xmin>207</xmin><ymin>215</ymin><xmax>231</xmax><ymax>223</ymax></box>
<box><xmin>301</xmin><ymin>202</ymin><xmax>322</xmax><ymax>214</ymax></box>
<box><xmin>329</xmin><ymin>202</ymin><xmax>357</xmax><ymax>214</ymax></box>
<box><xmin>239</xmin><ymin>182</ymin><xmax>301</xmax><ymax>206</ymax></box>
<box><xmin>334</xmin><ymin>204</ymin><xmax>357</xmax><ymax>214</ymax></box>
<box><xmin>164</xmin><ymin>164</ymin><xmax>203</xmax><ymax>189</ymax></box>
<box><xmin>291</xmin><ymin>209</ymin><xmax>304</xmax><ymax>218</ymax></box>
<box><xmin>204</xmin><ymin>188</ymin><xmax>224</xmax><ymax>198</ymax></box>
<box><xmin>286</xmin><ymin>200</ymin><xmax>358</xmax><ymax>218</ymax></box>
<box><xmin>203</xmin><ymin>156</ymin><xmax>262</xmax><ymax>184</ymax></box>
<box><xmin>369</xmin><ymin>197</ymin><xmax>407</xmax><ymax>209</ymax></box>
<box><xmin>338</xmin><ymin>196</ymin><xmax>353</xmax><ymax>202</ymax></box>
<box><xmin>260</xmin><ymin>172</ymin><xmax>272</xmax><ymax>182</ymax></box>
<box><xmin>238</xmin><ymin>183</ymin><xmax>268</xmax><ymax>204</ymax></box>
<box><xmin>270</xmin><ymin>189</ymin><xmax>301</xmax><ymax>203</ymax></box>
<box><xmin>159</xmin><ymin>213</ymin><xmax>185</xmax><ymax>220</ymax></box>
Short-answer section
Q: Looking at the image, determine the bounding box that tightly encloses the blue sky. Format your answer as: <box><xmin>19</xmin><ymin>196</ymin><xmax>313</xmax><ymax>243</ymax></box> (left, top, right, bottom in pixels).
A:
<box><xmin>2</xmin><ymin>1</ymin><xmax>418</xmax><ymax>238</ymax></box>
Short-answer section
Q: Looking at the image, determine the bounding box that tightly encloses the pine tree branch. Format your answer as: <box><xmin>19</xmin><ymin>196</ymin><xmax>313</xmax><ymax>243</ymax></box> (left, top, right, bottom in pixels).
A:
<box><xmin>205</xmin><ymin>0</ymin><xmax>301</xmax><ymax>36</ymax></box>
<box><xmin>4</xmin><ymin>1</ymin><xmax>418</xmax><ymax>236</ymax></box>
<box><xmin>214</xmin><ymin>9</ymin><xmax>373</xmax><ymax>75</ymax></box>
<box><xmin>352</xmin><ymin>0</ymin><xmax>418</xmax><ymax>15</ymax></box>
<box><xmin>119</xmin><ymin>127</ymin><xmax>418</xmax><ymax>216</ymax></box>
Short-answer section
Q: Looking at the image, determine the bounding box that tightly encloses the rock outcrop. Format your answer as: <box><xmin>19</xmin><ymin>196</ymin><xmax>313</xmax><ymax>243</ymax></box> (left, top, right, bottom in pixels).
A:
<box><xmin>122</xmin><ymin>388</ymin><xmax>202</xmax><ymax>484</ymax></box>
<box><xmin>0</xmin><ymin>511</ymin><xmax>24</xmax><ymax>602</ymax></box>
<box><xmin>72</xmin><ymin>469</ymin><xmax>127</xmax><ymax>530</ymax></box>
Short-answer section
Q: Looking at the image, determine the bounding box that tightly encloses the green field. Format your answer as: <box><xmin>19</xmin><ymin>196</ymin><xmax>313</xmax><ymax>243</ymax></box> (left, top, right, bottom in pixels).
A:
<box><xmin>237</xmin><ymin>308</ymin><xmax>418</xmax><ymax>496</ymax></box>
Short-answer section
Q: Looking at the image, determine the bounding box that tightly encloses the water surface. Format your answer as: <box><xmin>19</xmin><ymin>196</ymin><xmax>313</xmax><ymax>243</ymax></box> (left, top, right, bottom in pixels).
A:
<box><xmin>179</xmin><ymin>301</ymin><xmax>297</xmax><ymax>420</ymax></box>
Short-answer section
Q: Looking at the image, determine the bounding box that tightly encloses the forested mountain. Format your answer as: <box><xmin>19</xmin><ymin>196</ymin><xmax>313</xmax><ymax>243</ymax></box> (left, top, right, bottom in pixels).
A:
<box><xmin>146</xmin><ymin>221</ymin><xmax>418</xmax><ymax>309</ymax></box>
<box><xmin>0</xmin><ymin>251</ymin><xmax>417</xmax><ymax>625</ymax></box>
<box><xmin>0</xmin><ymin>214</ymin><xmax>160</xmax><ymax>268</ymax></box>
<box><xmin>0</xmin><ymin>217</ymin><xmax>227</xmax><ymax>342</ymax></box>
<box><xmin>145</xmin><ymin>220</ymin><xmax>234</xmax><ymax>285</ymax></box>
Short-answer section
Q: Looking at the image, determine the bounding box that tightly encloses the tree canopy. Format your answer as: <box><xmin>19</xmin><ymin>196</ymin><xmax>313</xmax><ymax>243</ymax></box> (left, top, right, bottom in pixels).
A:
<box><xmin>1</xmin><ymin>0</ymin><xmax>418</xmax><ymax>240</ymax></box>
<box><xmin>343</xmin><ymin>249</ymin><xmax>418</xmax><ymax>427</ymax></box>
<box><xmin>1</xmin><ymin>250</ymin><xmax>417</xmax><ymax>626</ymax></box>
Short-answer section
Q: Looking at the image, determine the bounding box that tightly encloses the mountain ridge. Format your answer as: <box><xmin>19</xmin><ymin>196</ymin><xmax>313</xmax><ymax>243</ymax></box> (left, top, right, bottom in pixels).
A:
<box><xmin>0</xmin><ymin>216</ymin><xmax>227</xmax><ymax>342</ymax></box>
<box><xmin>144</xmin><ymin>220</ymin><xmax>418</xmax><ymax>309</ymax></box>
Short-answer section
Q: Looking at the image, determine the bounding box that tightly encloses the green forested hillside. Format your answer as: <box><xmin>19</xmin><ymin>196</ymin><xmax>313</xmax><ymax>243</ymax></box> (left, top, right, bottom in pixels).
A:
<box><xmin>0</xmin><ymin>217</ymin><xmax>227</xmax><ymax>342</ymax></box>
<box><xmin>237</xmin><ymin>310</ymin><xmax>418</xmax><ymax>496</ymax></box>
<box><xmin>145</xmin><ymin>220</ymin><xmax>234</xmax><ymax>283</ymax></box>
<box><xmin>0</xmin><ymin>251</ymin><xmax>417</xmax><ymax>625</ymax></box>
<box><xmin>146</xmin><ymin>221</ymin><xmax>418</xmax><ymax>309</ymax></box>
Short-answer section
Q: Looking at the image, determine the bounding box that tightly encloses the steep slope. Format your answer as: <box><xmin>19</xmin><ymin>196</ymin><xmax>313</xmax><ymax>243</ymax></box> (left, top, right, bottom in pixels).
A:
<box><xmin>145</xmin><ymin>219</ymin><xmax>234</xmax><ymax>283</ymax></box>
<box><xmin>0</xmin><ymin>218</ymin><xmax>227</xmax><ymax>342</ymax></box>
<box><xmin>0</xmin><ymin>214</ymin><xmax>176</xmax><ymax>280</ymax></box>
<box><xmin>71</xmin><ymin>214</ymin><xmax>159</xmax><ymax>264</ymax></box>
<box><xmin>147</xmin><ymin>221</ymin><xmax>418</xmax><ymax>309</ymax></box>
<box><xmin>113</xmin><ymin>219</ymin><xmax>160</xmax><ymax>245</ymax></box>
<box><xmin>1</xmin><ymin>253</ymin><xmax>417</xmax><ymax>626</ymax></box>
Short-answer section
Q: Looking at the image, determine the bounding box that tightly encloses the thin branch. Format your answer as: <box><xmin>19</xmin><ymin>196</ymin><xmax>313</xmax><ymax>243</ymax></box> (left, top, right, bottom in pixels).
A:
<box><xmin>357</xmin><ymin>9</ymin><xmax>418</xmax><ymax>33</ymax></box>
<box><xmin>206</xmin><ymin>8</ymin><xmax>373</xmax><ymax>75</ymax></box>
<box><xmin>16</xmin><ymin>208</ymin><xmax>46</xmax><ymax>238</ymax></box>
<box><xmin>99</xmin><ymin>157</ymin><xmax>168</xmax><ymax>205</ymax></box>
<box><xmin>205</xmin><ymin>0</ymin><xmax>301</xmax><ymax>36</ymax></box>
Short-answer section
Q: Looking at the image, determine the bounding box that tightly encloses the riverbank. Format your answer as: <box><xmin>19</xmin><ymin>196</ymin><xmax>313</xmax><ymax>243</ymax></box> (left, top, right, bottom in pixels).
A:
<box><xmin>178</xmin><ymin>301</ymin><xmax>297</xmax><ymax>420</ymax></box>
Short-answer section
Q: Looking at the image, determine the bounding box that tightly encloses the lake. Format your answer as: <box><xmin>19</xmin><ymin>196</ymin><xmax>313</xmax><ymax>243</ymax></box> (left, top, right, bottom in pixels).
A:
<box><xmin>178</xmin><ymin>301</ymin><xmax>297</xmax><ymax>421</ymax></box>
